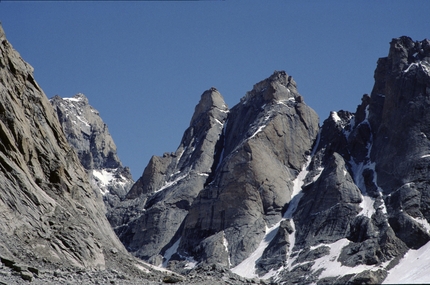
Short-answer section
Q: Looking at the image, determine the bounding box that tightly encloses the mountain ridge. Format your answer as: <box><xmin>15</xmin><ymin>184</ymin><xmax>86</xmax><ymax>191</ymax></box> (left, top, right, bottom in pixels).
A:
<box><xmin>110</xmin><ymin>36</ymin><xmax>430</xmax><ymax>284</ymax></box>
<box><xmin>2</xmin><ymin>20</ymin><xmax>430</xmax><ymax>284</ymax></box>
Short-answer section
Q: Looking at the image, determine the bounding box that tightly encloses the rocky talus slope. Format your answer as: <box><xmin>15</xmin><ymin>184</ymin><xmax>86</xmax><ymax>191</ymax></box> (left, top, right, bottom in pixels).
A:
<box><xmin>50</xmin><ymin>94</ymin><xmax>134</xmax><ymax>217</ymax></box>
<box><xmin>114</xmin><ymin>36</ymin><xmax>430</xmax><ymax>284</ymax></box>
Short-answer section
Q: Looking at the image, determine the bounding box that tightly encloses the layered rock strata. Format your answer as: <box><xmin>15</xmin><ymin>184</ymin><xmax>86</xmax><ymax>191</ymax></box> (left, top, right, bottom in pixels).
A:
<box><xmin>0</xmin><ymin>23</ymin><xmax>153</xmax><ymax>281</ymax></box>
<box><xmin>50</xmin><ymin>94</ymin><xmax>134</xmax><ymax>216</ymax></box>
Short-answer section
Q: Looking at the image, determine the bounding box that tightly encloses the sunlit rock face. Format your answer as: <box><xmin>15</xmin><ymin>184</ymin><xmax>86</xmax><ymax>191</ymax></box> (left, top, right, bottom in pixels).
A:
<box><xmin>113</xmin><ymin>36</ymin><xmax>430</xmax><ymax>284</ymax></box>
<box><xmin>0</xmin><ymin>23</ymin><xmax>132</xmax><ymax>272</ymax></box>
<box><xmin>6</xmin><ymin>19</ymin><xmax>430</xmax><ymax>285</ymax></box>
<box><xmin>50</xmin><ymin>94</ymin><xmax>134</xmax><ymax>219</ymax></box>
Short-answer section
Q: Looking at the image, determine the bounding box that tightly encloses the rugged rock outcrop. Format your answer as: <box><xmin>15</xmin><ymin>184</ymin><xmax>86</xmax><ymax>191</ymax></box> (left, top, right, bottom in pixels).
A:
<box><xmin>179</xmin><ymin>71</ymin><xmax>319</xmax><ymax>268</ymax></box>
<box><xmin>49</xmin><ymin>94</ymin><xmax>134</xmax><ymax>217</ymax></box>
<box><xmin>112</xmin><ymin>87</ymin><xmax>230</xmax><ymax>265</ymax></box>
<box><xmin>3</xmin><ymin>19</ymin><xmax>430</xmax><ymax>284</ymax></box>
<box><xmin>267</xmin><ymin>36</ymin><xmax>430</xmax><ymax>284</ymax></box>
<box><xmin>0</xmin><ymin>23</ymin><xmax>165</xmax><ymax>283</ymax></box>
<box><xmin>115</xmin><ymin>70</ymin><xmax>320</xmax><ymax>273</ymax></box>
<box><xmin>114</xmin><ymin>36</ymin><xmax>430</xmax><ymax>284</ymax></box>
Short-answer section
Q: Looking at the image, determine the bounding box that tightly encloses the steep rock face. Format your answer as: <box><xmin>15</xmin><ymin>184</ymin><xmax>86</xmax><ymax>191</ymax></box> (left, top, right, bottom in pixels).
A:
<box><xmin>49</xmin><ymin>94</ymin><xmax>134</xmax><ymax>218</ymax></box>
<box><xmin>112</xmin><ymin>88</ymin><xmax>229</xmax><ymax>265</ymax></box>
<box><xmin>369</xmin><ymin>37</ymin><xmax>430</xmax><ymax>248</ymax></box>
<box><xmin>50</xmin><ymin>94</ymin><xmax>120</xmax><ymax>171</ymax></box>
<box><xmin>265</xmin><ymin>36</ymin><xmax>430</xmax><ymax>284</ymax></box>
<box><xmin>116</xmin><ymin>71</ymin><xmax>320</xmax><ymax>272</ymax></box>
<box><xmin>117</xmin><ymin>36</ymin><xmax>430</xmax><ymax>284</ymax></box>
<box><xmin>0</xmin><ymin>24</ymin><xmax>147</xmax><ymax>277</ymax></box>
<box><xmin>179</xmin><ymin>72</ymin><xmax>319</xmax><ymax>268</ymax></box>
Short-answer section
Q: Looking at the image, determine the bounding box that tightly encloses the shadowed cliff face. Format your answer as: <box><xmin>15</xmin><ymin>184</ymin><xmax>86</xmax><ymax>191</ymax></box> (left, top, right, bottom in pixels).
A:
<box><xmin>0</xmin><ymin>23</ymin><xmax>138</xmax><ymax>275</ymax></box>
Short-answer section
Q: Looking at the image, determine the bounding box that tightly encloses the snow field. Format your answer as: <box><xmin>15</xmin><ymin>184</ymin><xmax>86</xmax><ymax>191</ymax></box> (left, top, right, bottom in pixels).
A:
<box><xmin>383</xmin><ymin>241</ymin><xmax>430</xmax><ymax>284</ymax></box>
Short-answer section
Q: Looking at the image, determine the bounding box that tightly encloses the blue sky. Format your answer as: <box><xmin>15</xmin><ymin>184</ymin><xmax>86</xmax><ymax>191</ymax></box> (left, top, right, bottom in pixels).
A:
<box><xmin>0</xmin><ymin>1</ymin><xmax>429</xmax><ymax>179</ymax></box>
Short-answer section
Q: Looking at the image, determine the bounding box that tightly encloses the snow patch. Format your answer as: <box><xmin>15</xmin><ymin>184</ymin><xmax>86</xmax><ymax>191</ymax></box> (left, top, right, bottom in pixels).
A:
<box><xmin>64</xmin><ymin>96</ymin><xmax>83</xmax><ymax>102</ymax></box>
<box><xmin>223</xmin><ymin>231</ymin><xmax>231</xmax><ymax>266</ymax></box>
<box><xmin>331</xmin><ymin>111</ymin><xmax>342</xmax><ymax>123</ymax></box>
<box><xmin>249</xmin><ymin>124</ymin><xmax>266</xmax><ymax>139</ymax></box>
<box><xmin>76</xmin><ymin>115</ymin><xmax>90</xmax><ymax>127</ymax></box>
<box><xmin>383</xmin><ymin>241</ymin><xmax>430</xmax><ymax>284</ymax></box>
<box><xmin>215</xmin><ymin>118</ymin><xmax>223</xmax><ymax>126</ymax></box>
<box><xmin>311</xmin><ymin>166</ymin><xmax>324</xmax><ymax>183</ymax></box>
<box><xmin>231</xmin><ymin>224</ymin><xmax>278</xmax><ymax>278</ymax></box>
<box><xmin>161</xmin><ymin>238</ymin><xmax>181</xmax><ymax>268</ymax></box>
<box><xmin>155</xmin><ymin>173</ymin><xmax>188</xmax><ymax>193</ymax></box>
<box><xmin>409</xmin><ymin>215</ymin><xmax>430</xmax><ymax>233</ymax></box>
<box><xmin>93</xmin><ymin>170</ymin><xmax>114</xmax><ymax>194</ymax></box>
<box><xmin>403</xmin><ymin>61</ymin><xmax>430</xmax><ymax>76</ymax></box>
<box><xmin>184</xmin><ymin>257</ymin><xmax>198</xmax><ymax>270</ymax></box>
<box><xmin>276</xmin><ymin>99</ymin><xmax>292</xmax><ymax>107</ymax></box>
<box><xmin>311</xmin><ymin>238</ymin><xmax>388</xmax><ymax>279</ymax></box>
<box><xmin>359</xmin><ymin>195</ymin><xmax>376</xmax><ymax>217</ymax></box>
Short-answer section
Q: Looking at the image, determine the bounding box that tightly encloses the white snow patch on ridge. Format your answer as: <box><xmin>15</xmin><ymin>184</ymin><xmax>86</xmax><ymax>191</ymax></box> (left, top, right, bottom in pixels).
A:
<box><xmin>155</xmin><ymin>173</ymin><xmax>188</xmax><ymax>193</ymax></box>
<box><xmin>93</xmin><ymin>169</ymin><xmax>114</xmax><ymax>187</ymax></box>
<box><xmin>64</xmin><ymin>96</ymin><xmax>83</xmax><ymax>102</ymax></box>
<box><xmin>331</xmin><ymin>111</ymin><xmax>342</xmax><ymax>123</ymax></box>
<box><xmin>311</xmin><ymin>238</ymin><xmax>388</xmax><ymax>279</ymax></box>
<box><xmin>403</xmin><ymin>61</ymin><xmax>430</xmax><ymax>75</ymax></box>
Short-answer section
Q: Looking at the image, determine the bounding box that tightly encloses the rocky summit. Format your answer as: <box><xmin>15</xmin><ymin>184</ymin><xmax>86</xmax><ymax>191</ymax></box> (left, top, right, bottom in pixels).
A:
<box><xmin>49</xmin><ymin>93</ymin><xmax>134</xmax><ymax>219</ymax></box>
<box><xmin>1</xmin><ymin>21</ymin><xmax>430</xmax><ymax>284</ymax></box>
<box><xmin>0</xmin><ymin>23</ymin><xmax>234</xmax><ymax>285</ymax></box>
<box><xmin>113</xmin><ymin>36</ymin><xmax>430</xmax><ymax>284</ymax></box>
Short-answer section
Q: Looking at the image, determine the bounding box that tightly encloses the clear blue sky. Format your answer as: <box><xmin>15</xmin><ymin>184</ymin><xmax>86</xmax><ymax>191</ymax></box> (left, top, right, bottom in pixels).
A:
<box><xmin>0</xmin><ymin>1</ymin><xmax>429</xmax><ymax>179</ymax></box>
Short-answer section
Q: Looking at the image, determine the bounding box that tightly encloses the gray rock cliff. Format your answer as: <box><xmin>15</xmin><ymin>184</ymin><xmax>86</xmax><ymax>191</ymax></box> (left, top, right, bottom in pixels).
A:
<box><xmin>179</xmin><ymin>71</ymin><xmax>319</xmax><ymax>268</ymax></box>
<box><xmin>115</xmin><ymin>71</ymin><xmax>320</xmax><ymax>274</ymax></box>
<box><xmin>113</xmin><ymin>36</ymin><xmax>430</xmax><ymax>284</ymax></box>
<box><xmin>112</xmin><ymin>87</ymin><xmax>229</xmax><ymax>266</ymax></box>
<box><xmin>4</xmin><ymin>20</ymin><xmax>430</xmax><ymax>284</ymax></box>
<box><xmin>49</xmin><ymin>93</ymin><xmax>134</xmax><ymax>218</ymax></box>
<box><xmin>269</xmin><ymin>36</ymin><xmax>430</xmax><ymax>284</ymax></box>
<box><xmin>0</xmin><ymin>24</ymin><xmax>181</xmax><ymax>284</ymax></box>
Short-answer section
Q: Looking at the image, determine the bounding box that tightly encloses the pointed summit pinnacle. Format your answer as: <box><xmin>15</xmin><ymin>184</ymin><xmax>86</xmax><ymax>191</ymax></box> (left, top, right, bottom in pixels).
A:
<box><xmin>190</xmin><ymin>87</ymin><xmax>228</xmax><ymax>126</ymax></box>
